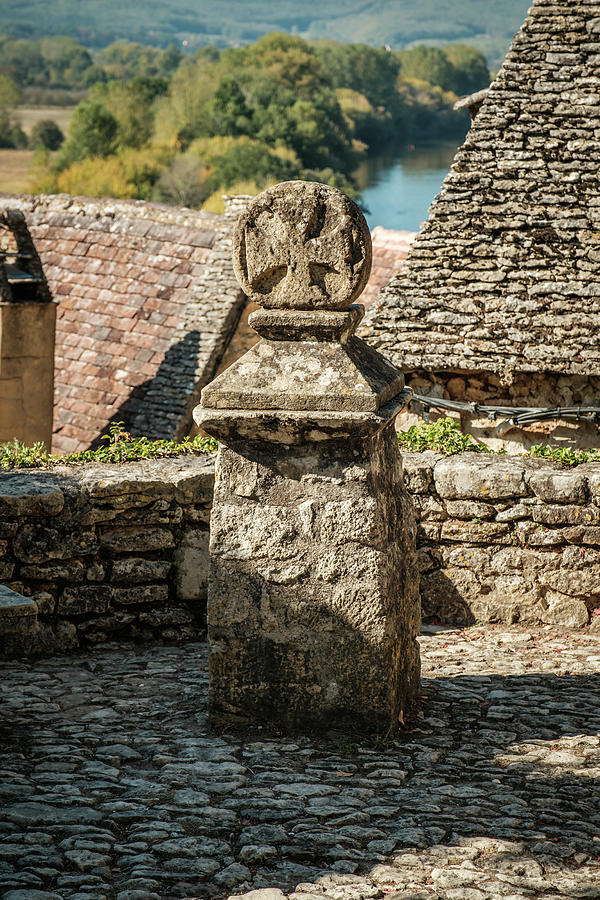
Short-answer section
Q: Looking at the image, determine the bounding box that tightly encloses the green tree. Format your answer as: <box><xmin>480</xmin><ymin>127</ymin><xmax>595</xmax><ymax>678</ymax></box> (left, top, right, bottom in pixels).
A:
<box><xmin>0</xmin><ymin>38</ymin><xmax>44</xmax><ymax>86</ymax></box>
<box><xmin>209</xmin><ymin>75</ymin><xmax>253</xmax><ymax>136</ymax></box>
<box><xmin>313</xmin><ymin>42</ymin><xmax>400</xmax><ymax>110</ymax></box>
<box><xmin>224</xmin><ymin>34</ymin><xmax>354</xmax><ymax>173</ymax></box>
<box><xmin>153</xmin><ymin>57</ymin><xmax>218</xmax><ymax>147</ymax></box>
<box><xmin>0</xmin><ymin>74</ymin><xmax>25</xmax><ymax>148</ymax></box>
<box><xmin>443</xmin><ymin>44</ymin><xmax>490</xmax><ymax>95</ymax></box>
<box><xmin>204</xmin><ymin>137</ymin><xmax>294</xmax><ymax>192</ymax></box>
<box><xmin>29</xmin><ymin>118</ymin><xmax>65</xmax><ymax>150</ymax></box>
<box><xmin>39</xmin><ymin>36</ymin><xmax>93</xmax><ymax>87</ymax></box>
<box><xmin>90</xmin><ymin>78</ymin><xmax>166</xmax><ymax>150</ymax></box>
<box><xmin>0</xmin><ymin>36</ymin><xmax>96</xmax><ymax>89</ymax></box>
<box><xmin>98</xmin><ymin>41</ymin><xmax>183</xmax><ymax>80</ymax></box>
<box><xmin>58</xmin><ymin>100</ymin><xmax>118</xmax><ymax>166</ymax></box>
<box><xmin>153</xmin><ymin>155</ymin><xmax>207</xmax><ymax>207</ymax></box>
<box><xmin>397</xmin><ymin>46</ymin><xmax>456</xmax><ymax>91</ymax></box>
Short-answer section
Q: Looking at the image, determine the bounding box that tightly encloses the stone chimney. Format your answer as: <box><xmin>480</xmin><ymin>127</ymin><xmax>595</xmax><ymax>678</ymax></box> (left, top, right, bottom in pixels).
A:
<box><xmin>195</xmin><ymin>181</ymin><xmax>421</xmax><ymax>733</ymax></box>
<box><xmin>0</xmin><ymin>209</ymin><xmax>56</xmax><ymax>450</ymax></box>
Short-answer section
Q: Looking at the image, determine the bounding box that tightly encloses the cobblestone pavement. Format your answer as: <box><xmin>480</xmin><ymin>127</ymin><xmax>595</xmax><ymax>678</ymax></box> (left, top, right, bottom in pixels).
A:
<box><xmin>1</xmin><ymin>627</ymin><xmax>600</xmax><ymax>900</ymax></box>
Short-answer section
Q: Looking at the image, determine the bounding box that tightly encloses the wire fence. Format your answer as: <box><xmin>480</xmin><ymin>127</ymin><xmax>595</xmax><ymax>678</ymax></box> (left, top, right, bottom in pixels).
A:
<box><xmin>411</xmin><ymin>393</ymin><xmax>600</xmax><ymax>433</ymax></box>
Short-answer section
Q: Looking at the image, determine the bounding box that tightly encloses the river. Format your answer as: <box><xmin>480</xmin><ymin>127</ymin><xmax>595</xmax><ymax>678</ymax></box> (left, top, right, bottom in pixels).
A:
<box><xmin>354</xmin><ymin>140</ymin><xmax>461</xmax><ymax>232</ymax></box>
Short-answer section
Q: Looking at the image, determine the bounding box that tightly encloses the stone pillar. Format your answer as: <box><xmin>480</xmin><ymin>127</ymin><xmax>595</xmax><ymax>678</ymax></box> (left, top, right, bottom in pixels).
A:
<box><xmin>195</xmin><ymin>181</ymin><xmax>420</xmax><ymax>733</ymax></box>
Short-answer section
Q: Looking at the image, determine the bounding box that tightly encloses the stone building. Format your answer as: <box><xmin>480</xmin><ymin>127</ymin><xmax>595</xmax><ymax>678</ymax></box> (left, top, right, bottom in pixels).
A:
<box><xmin>362</xmin><ymin>0</ymin><xmax>600</xmax><ymax>449</ymax></box>
<box><xmin>0</xmin><ymin>193</ymin><xmax>247</xmax><ymax>454</ymax></box>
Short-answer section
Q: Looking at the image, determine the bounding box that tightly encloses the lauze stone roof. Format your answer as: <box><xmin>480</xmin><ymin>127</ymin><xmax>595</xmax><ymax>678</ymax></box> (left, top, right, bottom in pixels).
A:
<box><xmin>1</xmin><ymin>194</ymin><xmax>245</xmax><ymax>453</ymax></box>
<box><xmin>364</xmin><ymin>0</ymin><xmax>600</xmax><ymax>377</ymax></box>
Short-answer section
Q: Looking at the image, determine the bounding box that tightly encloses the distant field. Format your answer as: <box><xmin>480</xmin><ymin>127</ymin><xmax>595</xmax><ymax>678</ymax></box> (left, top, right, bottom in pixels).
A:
<box><xmin>0</xmin><ymin>108</ymin><xmax>74</xmax><ymax>195</ymax></box>
<box><xmin>17</xmin><ymin>106</ymin><xmax>74</xmax><ymax>136</ymax></box>
<box><xmin>0</xmin><ymin>150</ymin><xmax>34</xmax><ymax>194</ymax></box>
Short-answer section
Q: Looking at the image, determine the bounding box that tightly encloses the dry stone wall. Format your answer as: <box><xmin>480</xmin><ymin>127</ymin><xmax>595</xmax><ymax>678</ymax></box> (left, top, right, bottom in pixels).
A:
<box><xmin>3</xmin><ymin>450</ymin><xmax>600</xmax><ymax>659</ymax></box>
<box><xmin>0</xmin><ymin>455</ymin><xmax>213</xmax><ymax>657</ymax></box>
<box><xmin>404</xmin><ymin>451</ymin><xmax>600</xmax><ymax>630</ymax></box>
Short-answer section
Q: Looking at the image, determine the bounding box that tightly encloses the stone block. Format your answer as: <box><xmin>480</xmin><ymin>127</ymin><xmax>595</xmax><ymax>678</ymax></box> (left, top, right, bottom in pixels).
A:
<box><xmin>138</xmin><ymin>607</ymin><xmax>195</xmax><ymax>627</ymax></box>
<box><xmin>81</xmin><ymin>463</ymin><xmax>175</xmax><ymax>502</ymax></box>
<box><xmin>99</xmin><ymin>526</ymin><xmax>174</xmax><ymax>552</ymax></box>
<box><xmin>0</xmin><ymin>474</ymin><xmax>64</xmax><ymax>517</ymax></box>
<box><xmin>113</xmin><ymin>585</ymin><xmax>169</xmax><ymax>606</ymax></box>
<box><xmin>515</xmin><ymin>522</ymin><xmax>565</xmax><ymax>547</ymax></box>
<box><xmin>1</xmin><ymin>620</ymin><xmax>78</xmax><ymax>656</ymax></box>
<box><xmin>58</xmin><ymin>585</ymin><xmax>113</xmax><ymax>615</ymax></box>
<box><xmin>532</xmin><ymin>504</ymin><xmax>600</xmax><ymax>525</ymax></box>
<box><xmin>20</xmin><ymin>560</ymin><xmax>86</xmax><ymax>582</ymax></box>
<box><xmin>0</xmin><ymin>586</ymin><xmax>37</xmax><ymax>635</ymax></box>
<box><xmin>541</xmin><ymin>568</ymin><xmax>600</xmax><ymax>599</ymax></box>
<box><xmin>562</xmin><ymin>526</ymin><xmax>600</xmax><ymax>545</ymax></box>
<box><xmin>13</xmin><ymin>525</ymin><xmax>97</xmax><ymax>563</ymax></box>
<box><xmin>542</xmin><ymin>593</ymin><xmax>590</xmax><ymax>627</ymax></box>
<box><xmin>0</xmin><ymin>561</ymin><xmax>15</xmax><ymax>580</ymax></box>
<box><xmin>528</xmin><ymin>470</ymin><xmax>588</xmax><ymax>503</ymax></box>
<box><xmin>401</xmin><ymin>452</ymin><xmax>437</xmax><ymax>493</ymax></box>
<box><xmin>111</xmin><ymin>558</ymin><xmax>173</xmax><ymax>584</ymax></box>
<box><xmin>30</xmin><ymin>591</ymin><xmax>55</xmax><ymax>615</ymax></box>
<box><xmin>440</xmin><ymin>520</ymin><xmax>512</xmax><ymax>544</ymax></box>
<box><xmin>206</xmin><ymin>435</ymin><xmax>420</xmax><ymax>733</ymax></box>
<box><xmin>445</xmin><ymin>500</ymin><xmax>495</xmax><ymax>520</ymax></box>
<box><xmin>434</xmin><ymin>456</ymin><xmax>527</xmax><ymax>500</ymax></box>
<box><xmin>174</xmin><ymin>529</ymin><xmax>210</xmax><ymax>601</ymax></box>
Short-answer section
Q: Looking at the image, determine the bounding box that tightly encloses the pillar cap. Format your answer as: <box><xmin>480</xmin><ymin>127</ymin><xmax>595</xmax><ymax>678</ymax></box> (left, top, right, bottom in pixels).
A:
<box><xmin>197</xmin><ymin>181</ymin><xmax>407</xmax><ymax>444</ymax></box>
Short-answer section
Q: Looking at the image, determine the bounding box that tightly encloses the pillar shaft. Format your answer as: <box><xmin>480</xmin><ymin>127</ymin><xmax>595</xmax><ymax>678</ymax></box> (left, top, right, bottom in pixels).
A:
<box><xmin>208</xmin><ymin>427</ymin><xmax>420</xmax><ymax>731</ymax></box>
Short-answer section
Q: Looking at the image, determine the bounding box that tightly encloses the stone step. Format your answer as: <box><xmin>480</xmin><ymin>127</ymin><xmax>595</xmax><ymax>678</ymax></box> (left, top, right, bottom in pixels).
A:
<box><xmin>0</xmin><ymin>585</ymin><xmax>37</xmax><ymax>636</ymax></box>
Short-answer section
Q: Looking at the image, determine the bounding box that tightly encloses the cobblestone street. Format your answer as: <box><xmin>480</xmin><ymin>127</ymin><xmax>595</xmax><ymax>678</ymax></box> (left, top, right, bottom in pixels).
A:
<box><xmin>1</xmin><ymin>627</ymin><xmax>599</xmax><ymax>900</ymax></box>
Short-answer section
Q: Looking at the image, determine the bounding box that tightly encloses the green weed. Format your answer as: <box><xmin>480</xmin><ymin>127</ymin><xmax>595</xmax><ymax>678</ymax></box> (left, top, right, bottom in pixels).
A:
<box><xmin>0</xmin><ymin>422</ymin><xmax>217</xmax><ymax>470</ymax></box>
<box><xmin>397</xmin><ymin>417</ymin><xmax>492</xmax><ymax>455</ymax></box>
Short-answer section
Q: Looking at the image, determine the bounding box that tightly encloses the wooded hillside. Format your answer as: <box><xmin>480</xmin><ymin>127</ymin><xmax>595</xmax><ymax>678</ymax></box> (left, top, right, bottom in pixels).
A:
<box><xmin>1</xmin><ymin>0</ymin><xmax>531</xmax><ymax>65</ymax></box>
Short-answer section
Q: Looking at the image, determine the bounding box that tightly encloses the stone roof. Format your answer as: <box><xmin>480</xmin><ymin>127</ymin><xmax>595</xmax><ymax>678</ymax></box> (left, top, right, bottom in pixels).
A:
<box><xmin>363</xmin><ymin>0</ymin><xmax>600</xmax><ymax>377</ymax></box>
<box><xmin>0</xmin><ymin>194</ymin><xmax>246</xmax><ymax>453</ymax></box>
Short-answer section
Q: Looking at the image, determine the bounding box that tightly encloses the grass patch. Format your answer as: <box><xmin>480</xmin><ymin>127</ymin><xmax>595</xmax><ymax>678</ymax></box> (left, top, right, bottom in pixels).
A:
<box><xmin>4</xmin><ymin>418</ymin><xmax>600</xmax><ymax>470</ymax></box>
<box><xmin>528</xmin><ymin>443</ymin><xmax>600</xmax><ymax>468</ymax></box>
<box><xmin>0</xmin><ymin>423</ymin><xmax>217</xmax><ymax>471</ymax></box>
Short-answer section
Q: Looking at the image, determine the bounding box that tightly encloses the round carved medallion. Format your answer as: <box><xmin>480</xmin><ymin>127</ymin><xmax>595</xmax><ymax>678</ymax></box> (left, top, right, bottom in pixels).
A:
<box><xmin>233</xmin><ymin>181</ymin><xmax>372</xmax><ymax>310</ymax></box>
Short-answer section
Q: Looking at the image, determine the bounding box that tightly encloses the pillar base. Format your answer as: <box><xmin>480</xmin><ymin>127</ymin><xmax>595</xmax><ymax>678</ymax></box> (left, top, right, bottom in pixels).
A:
<box><xmin>207</xmin><ymin>422</ymin><xmax>421</xmax><ymax>733</ymax></box>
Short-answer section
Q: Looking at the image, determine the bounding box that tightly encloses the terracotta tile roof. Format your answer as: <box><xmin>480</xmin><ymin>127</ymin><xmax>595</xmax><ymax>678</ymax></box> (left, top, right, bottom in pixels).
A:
<box><xmin>0</xmin><ymin>194</ymin><xmax>245</xmax><ymax>454</ymax></box>
<box><xmin>360</xmin><ymin>226</ymin><xmax>416</xmax><ymax>310</ymax></box>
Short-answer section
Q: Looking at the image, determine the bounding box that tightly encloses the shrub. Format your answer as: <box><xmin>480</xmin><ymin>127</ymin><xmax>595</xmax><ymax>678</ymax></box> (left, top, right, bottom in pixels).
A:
<box><xmin>29</xmin><ymin>118</ymin><xmax>64</xmax><ymax>150</ymax></box>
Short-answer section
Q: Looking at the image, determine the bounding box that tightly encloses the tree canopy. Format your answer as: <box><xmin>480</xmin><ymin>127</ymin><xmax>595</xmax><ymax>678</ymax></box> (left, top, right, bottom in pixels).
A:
<box><xmin>29</xmin><ymin>32</ymin><xmax>490</xmax><ymax>209</ymax></box>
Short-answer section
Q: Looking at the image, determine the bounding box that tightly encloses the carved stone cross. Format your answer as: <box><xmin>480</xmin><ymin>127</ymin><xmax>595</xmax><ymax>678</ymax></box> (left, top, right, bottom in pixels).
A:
<box><xmin>233</xmin><ymin>180</ymin><xmax>372</xmax><ymax>309</ymax></box>
<box><xmin>195</xmin><ymin>181</ymin><xmax>421</xmax><ymax>733</ymax></box>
